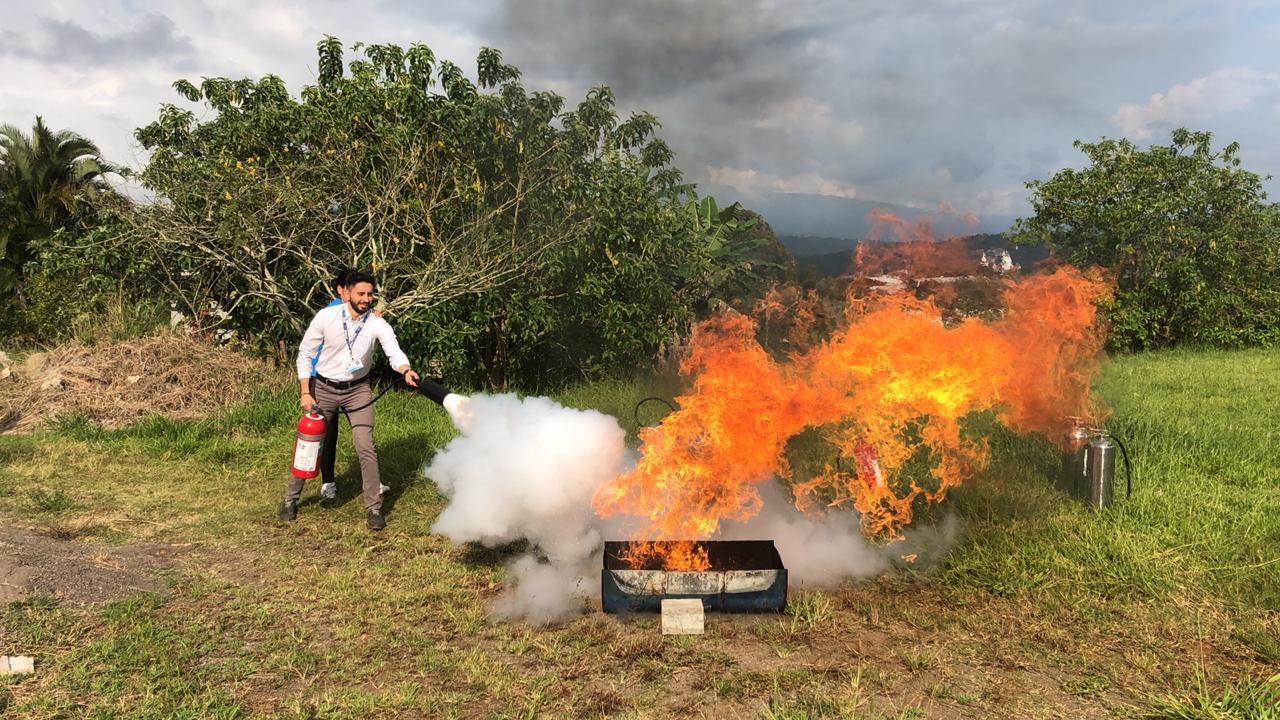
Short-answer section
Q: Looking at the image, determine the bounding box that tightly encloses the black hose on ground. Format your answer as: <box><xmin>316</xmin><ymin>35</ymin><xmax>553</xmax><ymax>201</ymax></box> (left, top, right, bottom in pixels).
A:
<box><xmin>634</xmin><ymin>396</ymin><xmax>678</xmax><ymax>428</ymax></box>
<box><xmin>1105</xmin><ymin>430</ymin><xmax>1134</xmax><ymax>500</ymax></box>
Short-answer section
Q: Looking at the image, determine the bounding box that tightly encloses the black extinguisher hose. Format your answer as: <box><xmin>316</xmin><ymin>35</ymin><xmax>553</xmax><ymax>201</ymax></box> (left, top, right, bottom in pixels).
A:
<box><xmin>1106</xmin><ymin>430</ymin><xmax>1133</xmax><ymax>500</ymax></box>
<box><xmin>633</xmin><ymin>396</ymin><xmax>678</xmax><ymax>429</ymax></box>
<box><xmin>325</xmin><ymin>377</ymin><xmax>452</xmax><ymax>415</ymax></box>
<box><xmin>335</xmin><ymin>383</ymin><xmax>397</xmax><ymax>414</ymax></box>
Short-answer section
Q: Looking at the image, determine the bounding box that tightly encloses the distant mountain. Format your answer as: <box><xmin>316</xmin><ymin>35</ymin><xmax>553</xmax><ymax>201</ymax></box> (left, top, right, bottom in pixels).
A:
<box><xmin>790</xmin><ymin>233</ymin><xmax>1051</xmax><ymax>279</ymax></box>
<box><xmin>776</xmin><ymin>234</ymin><xmax>860</xmax><ymax>257</ymax></box>
<box><xmin>700</xmin><ymin>187</ymin><xmax>1017</xmax><ymax>255</ymax></box>
<box><xmin>793</xmin><ymin>248</ymin><xmax>854</xmax><ymax>278</ymax></box>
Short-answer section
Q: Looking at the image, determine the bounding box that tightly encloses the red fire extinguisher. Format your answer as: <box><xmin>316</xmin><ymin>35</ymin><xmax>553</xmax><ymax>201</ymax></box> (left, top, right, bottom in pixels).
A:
<box><xmin>291</xmin><ymin>411</ymin><xmax>326</xmax><ymax>479</ymax></box>
<box><xmin>853</xmin><ymin>440</ymin><xmax>885</xmax><ymax>490</ymax></box>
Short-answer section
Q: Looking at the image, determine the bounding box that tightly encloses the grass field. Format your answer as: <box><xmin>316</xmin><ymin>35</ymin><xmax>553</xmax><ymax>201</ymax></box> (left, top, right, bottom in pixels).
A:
<box><xmin>0</xmin><ymin>348</ymin><xmax>1277</xmax><ymax>718</ymax></box>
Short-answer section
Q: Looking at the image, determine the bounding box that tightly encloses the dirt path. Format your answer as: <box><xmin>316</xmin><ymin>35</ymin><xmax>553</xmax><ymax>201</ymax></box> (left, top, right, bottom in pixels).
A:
<box><xmin>0</xmin><ymin>520</ymin><xmax>182</xmax><ymax>605</ymax></box>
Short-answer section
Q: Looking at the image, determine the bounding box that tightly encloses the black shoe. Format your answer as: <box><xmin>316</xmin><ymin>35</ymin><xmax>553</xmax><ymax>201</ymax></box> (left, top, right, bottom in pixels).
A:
<box><xmin>277</xmin><ymin>499</ymin><xmax>298</xmax><ymax>522</ymax></box>
<box><xmin>366</xmin><ymin>511</ymin><xmax>386</xmax><ymax>531</ymax></box>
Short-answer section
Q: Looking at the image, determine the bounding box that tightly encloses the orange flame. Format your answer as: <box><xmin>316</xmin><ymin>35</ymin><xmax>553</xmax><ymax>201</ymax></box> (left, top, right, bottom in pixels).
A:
<box><xmin>854</xmin><ymin>208</ymin><xmax>980</xmax><ymax>279</ymax></box>
<box><xmin>755</xmin><ymin>285</ymin><xmax>824</xmax><ymax>353</ymax></box>
<box><xmin>993</xmin><ymin>267</ymin><xmax>1112</xmax><ymax>441</ymax></box>
<box><xmin>593</xmin><ymin>231</ymin><xmax>1113</xmax><ymax>570</ymax></box>
<box><xmin>793</xmin><ymin>293</ymin><xmax>1013</xmax><ymax>535</ymax></box>
<box><xmin>592</xmin><ymin>313</ymin><xmax>814</xmax><ymax>570</ymax></box>
<box><xmin>855</xmin><ymin>235</ymin><xmax>975</xmax><ymax>279</ymax></box>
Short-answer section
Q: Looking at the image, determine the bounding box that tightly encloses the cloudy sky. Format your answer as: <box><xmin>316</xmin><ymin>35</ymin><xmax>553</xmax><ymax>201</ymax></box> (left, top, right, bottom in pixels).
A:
<box><xmin>3</xmin><ymin>0</ymin><xmax>1278</xmax><ymax>227</ymax></box>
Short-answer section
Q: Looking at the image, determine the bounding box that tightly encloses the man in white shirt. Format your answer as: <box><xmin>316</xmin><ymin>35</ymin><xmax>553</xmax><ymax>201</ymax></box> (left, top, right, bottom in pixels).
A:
<box><xmin>279</xmin><ymin>270</ymin><xmax>419</xmax><ymax>530</ymax></box>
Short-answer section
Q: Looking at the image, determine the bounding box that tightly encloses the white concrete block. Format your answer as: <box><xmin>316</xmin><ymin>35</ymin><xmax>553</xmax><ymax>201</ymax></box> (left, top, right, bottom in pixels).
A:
<box><xmin>1</xmin><ymin>656</ymin><xmax>34</xmax><ymax>675</ymax></box>
<box><xmin>661</xmin><ymin>598</ymin><xmax>704</xmax><ymax>635</ymax></box>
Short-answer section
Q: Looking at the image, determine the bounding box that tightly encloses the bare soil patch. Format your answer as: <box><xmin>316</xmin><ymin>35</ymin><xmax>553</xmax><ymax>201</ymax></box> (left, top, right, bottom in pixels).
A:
<box><xmin>0</xmin><ymin>519</ymin><xmax>183</xmax><ymax>606</ymax></box>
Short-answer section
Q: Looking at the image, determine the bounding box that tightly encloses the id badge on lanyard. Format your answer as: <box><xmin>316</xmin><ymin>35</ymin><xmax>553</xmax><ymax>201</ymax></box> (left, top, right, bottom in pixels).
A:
<box><xmin>342</xmin><ymin>312</ymin><xmax>369</xmax><ymax>376</ymax></box>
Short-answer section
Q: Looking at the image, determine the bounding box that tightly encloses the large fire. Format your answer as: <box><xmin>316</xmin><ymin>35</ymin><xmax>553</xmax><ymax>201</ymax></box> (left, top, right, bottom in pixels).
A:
<box><xmin>593</xmin><ymin>217</ymin><xmax>1112</xmax><ymax>571</ymax></box>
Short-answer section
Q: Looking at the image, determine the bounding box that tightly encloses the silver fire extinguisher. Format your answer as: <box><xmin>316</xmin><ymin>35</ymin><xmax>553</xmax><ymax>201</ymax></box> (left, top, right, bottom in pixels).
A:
<box><xmin>1086</xmin><ymin>435</ymin><xmax>1117</xmax><ymax>509</ymax></box>
<box><xmin>1061</xmin><ymin>421</ymin><xmax>1131</xmax><ymax>509</ymax></box>
<box><xmin>1060</xmin><ymin>424</ymin><xmax>1093</xmax><ymax>497</ymax></box>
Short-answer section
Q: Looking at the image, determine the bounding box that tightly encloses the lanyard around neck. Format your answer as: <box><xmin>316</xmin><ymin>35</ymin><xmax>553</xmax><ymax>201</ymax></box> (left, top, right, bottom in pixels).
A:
<box><xmin>341</xmin><ymin>310</ymin><xmax>370</xmax><ymax>360</ymax></box>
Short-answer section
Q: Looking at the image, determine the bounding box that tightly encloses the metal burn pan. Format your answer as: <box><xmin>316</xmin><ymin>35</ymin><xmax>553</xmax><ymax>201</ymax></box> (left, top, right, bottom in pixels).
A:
<box><xmin>601</xmin><ymin>540</ymin><xmax>788</xmax><ymax>613</ymax></box>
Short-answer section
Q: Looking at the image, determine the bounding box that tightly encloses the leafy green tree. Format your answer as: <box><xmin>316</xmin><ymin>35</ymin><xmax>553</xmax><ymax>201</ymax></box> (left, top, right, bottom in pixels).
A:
<box><xmin>0</xmin><ymin>117</ymin><xmax>118</xmax><ymax>295</ymax></box>
<box><xmin>14</xmin><ymin>216</ymin><xmax>169</xmax><ymax>344</ymax></box>
<box><xmin>1013</xmin><ymin>128</ymin><xmax>1280</xmax><ymax>350</ymax></box>
<box><xmin>124</xmin><ymin>41</ymin><xmax>589</xmax><ymax>349</ymax></box>
<box><xmin>441</xmin><ymin>145</ymin><xmax>696</xmax><ymax>388</ymax></box>
<box><xmin>118</xmin><ymin>40</ymin><xmax>680</xmax><ymax>356</ymax></box>
<box><xmin>107</xmin><ymin>37</ymin><xmax>752</xmax><ymax>388</ymax></box>
<box><xmin>444</xmin><ymin>191</ymin><xmax>794</xmax><ymax>389</ymax></box>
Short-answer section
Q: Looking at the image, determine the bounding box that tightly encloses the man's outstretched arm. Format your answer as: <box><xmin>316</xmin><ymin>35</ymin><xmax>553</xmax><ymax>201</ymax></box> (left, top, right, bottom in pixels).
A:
<box><xmin>377</xmin><ymin>321</ymin><xmax>417</xmax><ymax>387</ymax></box>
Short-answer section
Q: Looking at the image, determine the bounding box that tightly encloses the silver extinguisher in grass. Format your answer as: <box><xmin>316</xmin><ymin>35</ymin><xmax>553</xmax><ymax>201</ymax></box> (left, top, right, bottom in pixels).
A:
<box><xmin>1061</xmin><ymin>419</ymin><xmax>1132</xmax><ymax>509</ymax></box>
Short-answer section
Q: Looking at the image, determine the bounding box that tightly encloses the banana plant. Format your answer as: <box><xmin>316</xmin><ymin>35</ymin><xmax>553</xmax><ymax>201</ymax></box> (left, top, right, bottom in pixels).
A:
<box><xmin>693</xmin><ymin>195</ymin><xmax>760</xmax><ymax>257</ymax></box>
<box><xmin>686</xmin><ymin>195</ymin><xmax>787</xmax><ymax>310</ymax></box>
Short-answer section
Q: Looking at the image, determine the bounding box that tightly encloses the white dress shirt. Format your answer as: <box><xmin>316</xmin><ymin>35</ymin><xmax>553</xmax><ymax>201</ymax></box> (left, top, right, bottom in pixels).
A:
<box><xmin>295</xmin><ymin>304</ymin><xmax>410</xmax><ymax>381</ymax></box>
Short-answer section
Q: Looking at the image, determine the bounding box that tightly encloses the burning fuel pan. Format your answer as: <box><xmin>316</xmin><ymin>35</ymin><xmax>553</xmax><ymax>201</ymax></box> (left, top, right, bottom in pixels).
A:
<box><xmin>601</xmin><ymin>540</ymin><xmax>788</xmax><ymax>613</ymax></box>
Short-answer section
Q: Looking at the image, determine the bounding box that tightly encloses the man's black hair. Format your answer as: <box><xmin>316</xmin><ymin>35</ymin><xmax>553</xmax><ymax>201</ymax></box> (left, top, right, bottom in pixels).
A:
<box><xmin>331</xmin><ymin>267</ymin><xmax>356</xmax><ymax>293</ymax></box>
<box><xmin>346</xmin><ymin>269</ymin><xmax>376</xmax><ymax>291</ymax></box>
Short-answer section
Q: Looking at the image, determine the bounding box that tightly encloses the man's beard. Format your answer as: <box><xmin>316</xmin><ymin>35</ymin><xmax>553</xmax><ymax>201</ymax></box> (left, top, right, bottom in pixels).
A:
<box><xmin>348</xmin><ymin>299</ymin><xmax>370</xmax><ymax>316</ymax></box>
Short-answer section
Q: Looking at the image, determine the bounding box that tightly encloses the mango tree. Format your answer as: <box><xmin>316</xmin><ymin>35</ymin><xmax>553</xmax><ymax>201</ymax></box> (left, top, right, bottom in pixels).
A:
<box><xmin>1013</xmin><ymin>128</ymin><xmax>1280</xmax><ymax>350</ymax></box>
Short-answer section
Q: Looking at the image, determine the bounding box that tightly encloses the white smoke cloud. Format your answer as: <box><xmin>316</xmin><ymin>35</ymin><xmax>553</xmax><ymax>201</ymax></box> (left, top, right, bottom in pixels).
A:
<box><xmin>488</xmin><ymin>555</ymin><xmax>598</xmax><ymax>624</ymax></box>
<box><xmin>721</xmin><ymin>483</ymin><xmax>889</xmax><ymax>586</ymax></box>
<box><xmin>890</xmin><ymin>512</ymin><xmax>963</xmax><ymax>568</ymax></box>
<box><xmin>426</xmin><ymin>393</ymin><xmax>962</xmax><ymax>624</ymax></box>
<box><xmin>424</xmin><ymin>393</ymin><xmax>628</xmax><ymax>624</ymax></box>
<box><xmin>719</xmin><ymin>482</ymin><xmax>961</xmax><ymax>586</ymax></box>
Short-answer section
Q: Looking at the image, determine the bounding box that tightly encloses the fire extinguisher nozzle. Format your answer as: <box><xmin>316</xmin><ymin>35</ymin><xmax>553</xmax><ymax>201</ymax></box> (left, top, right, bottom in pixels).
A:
<box><xmin>417</xmin><ymin>379</ymin><xmax>451</xmax><ymax>405</ymax></box>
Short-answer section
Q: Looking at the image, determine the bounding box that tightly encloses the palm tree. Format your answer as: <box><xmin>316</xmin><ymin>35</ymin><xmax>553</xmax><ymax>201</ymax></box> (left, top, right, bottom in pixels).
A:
<box><xmin>0</xmin><ymin>116</ymin><xmax>119</xmax><ymax>293</ymax></box>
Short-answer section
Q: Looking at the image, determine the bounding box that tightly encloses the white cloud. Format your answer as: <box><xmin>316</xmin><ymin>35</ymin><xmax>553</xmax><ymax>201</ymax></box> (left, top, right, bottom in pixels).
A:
<box><xmin>4</xmin><ymin>1</ymin><xmax>1280</xmax><ymax>226</ymax></box>
<box><xmin>0</xmin><ymin>2</ymin><xmax>489</xmax><ymax>176</ymax></box>
<box><xmin>708</xmin><ymin>165</ymin><xmax>859</xmax><ymax>199</ymax></box>
<box><xmin>251</xmin><ymin>5</ymin><xmax>315</xmax><ymax>43</ymax></box>
<box><xmin>967</xmin><ymin>186</ymin><xmax>1026</xmax><ymax>217</ymax></box>
<box><xmin>753</xmin><ymin>97</ymin><xmax>865</xmax><ymax>147</ymax></box>
<box><xmin>1111</xmin><ymin>67</ymin><xmax>1280</xmax><ymax>139</ymax></box>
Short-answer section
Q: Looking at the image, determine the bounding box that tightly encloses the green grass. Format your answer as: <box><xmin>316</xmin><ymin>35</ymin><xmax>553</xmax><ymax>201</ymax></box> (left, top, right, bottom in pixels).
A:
<box><xmin>941</xmin><ymin>348</ymin><xmax>1280</xmax><ymax>617</ymax></box>
<box><xmin>0</xmin><ymin>349</ymin><xmax>1277</xmax><ymax>718</ymax></box>
<box><xmin>784</xmin><ymin>590</ymin><xmax>835</xmax><ymax>636</ymax></box>
<box><xmin>1141</xmin><ymin>672</ymin><xmax>1280</xmax><ymax>719</ymax></box>
<box><xmin>25</xmin><ymin>488</ymin><xmax>77</xmax><ymax>514</ymax></box>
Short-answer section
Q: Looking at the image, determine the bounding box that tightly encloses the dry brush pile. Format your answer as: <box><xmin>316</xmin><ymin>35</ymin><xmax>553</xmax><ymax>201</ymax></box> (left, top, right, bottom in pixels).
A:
<box><xmin>0</xmin><ymin>334</ymin><xmax>280</xmax><ymax>432</ymax></box>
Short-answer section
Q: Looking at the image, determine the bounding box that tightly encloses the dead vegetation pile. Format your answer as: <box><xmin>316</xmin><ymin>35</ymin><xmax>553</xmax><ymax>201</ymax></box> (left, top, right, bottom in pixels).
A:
<box><xmin>0</xmin><ymin>334</ymin><xmax>281</xmax><ymax>432</ymax></box>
